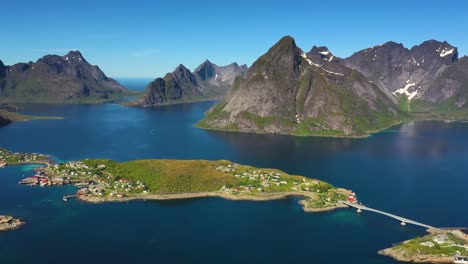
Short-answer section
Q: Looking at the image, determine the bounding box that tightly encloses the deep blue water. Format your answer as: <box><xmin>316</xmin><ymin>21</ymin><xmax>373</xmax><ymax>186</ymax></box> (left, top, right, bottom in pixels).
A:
<box><xmin>0</xmin><ymin>98</ymin><xmax>467</xmax><ymax>263</ymax></box>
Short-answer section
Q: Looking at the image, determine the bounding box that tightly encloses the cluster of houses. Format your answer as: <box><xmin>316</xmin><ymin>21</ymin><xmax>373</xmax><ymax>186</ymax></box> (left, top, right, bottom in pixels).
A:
<box><xmin>19</xmin><ymin>170</ymin><xmax>71</xmax><ymax>186</ymax></box>
<box><xmin>0</xmin><ymin>149</ymin><xmax>47</xmax><ymax>165</ymax></box>
<box><xmin>419</xmin><ymin>232</ymin><xmax>468</xmax><ymax>263</ymax></box>
<box><xmin>215</xmin><ymin>164</ymin><xmax>327</xmax><ymax>194</ymax></box>
<box><xmin>48</xmin><ymin>161</ymin><xmax>148</xmax><ymax>199</ymax></box>
<box><xmin>420</xmin><ymin>233</ymin><xmax>468</xmax><ymax>249</ymax></box>
<box><xmin>50</xmin><ymin>161</ymin><xmax>102</xmax><ymax>178</ymax></box>
<box><xmin>18</xmin><ymin>160</ymin><xmax>149</xmax><ymax>200</ymax></box>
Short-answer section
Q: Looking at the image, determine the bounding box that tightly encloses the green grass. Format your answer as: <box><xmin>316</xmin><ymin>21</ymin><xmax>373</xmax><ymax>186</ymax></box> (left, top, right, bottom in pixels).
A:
<box><xmin>83</xmin><ymin>159</ymin><xmax>242</xmax><ymax>194</ymax></box>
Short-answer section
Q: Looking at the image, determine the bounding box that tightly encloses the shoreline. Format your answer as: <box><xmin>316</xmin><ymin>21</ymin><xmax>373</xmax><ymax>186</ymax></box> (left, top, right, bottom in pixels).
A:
<box><xmin>197</xmin><ymin>116</ymin><xmax>468</xmax><ymax>139</ymax></box>
<box><xmin>76</xmin><ymin>191</ymin><xmax>348</xmax><ymax>213</ymax></box>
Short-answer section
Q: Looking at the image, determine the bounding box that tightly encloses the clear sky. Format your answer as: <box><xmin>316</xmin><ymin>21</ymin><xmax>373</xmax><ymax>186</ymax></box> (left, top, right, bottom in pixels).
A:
<box><xmin>2</xmin><ymin>0</ymin><xmax>467</xmax><ymax>78</ymax></box>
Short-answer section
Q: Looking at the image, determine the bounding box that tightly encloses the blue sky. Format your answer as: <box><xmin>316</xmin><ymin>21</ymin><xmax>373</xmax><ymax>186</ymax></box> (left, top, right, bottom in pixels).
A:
<box><xmin>2</xmin><ymin>0</ymin><xmax>467</xmax><ymax>78</ymax></box>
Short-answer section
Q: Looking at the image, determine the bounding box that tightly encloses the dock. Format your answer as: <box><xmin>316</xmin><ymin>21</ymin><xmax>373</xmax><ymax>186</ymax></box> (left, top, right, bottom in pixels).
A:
<box><xmin>63</xmin><ymin>195</ymin><xmax>77</xmax><ymax>202</ymax></box>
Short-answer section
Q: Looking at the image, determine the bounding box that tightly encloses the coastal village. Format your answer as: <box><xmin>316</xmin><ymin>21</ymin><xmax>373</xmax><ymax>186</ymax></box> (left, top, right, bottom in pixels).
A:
<box><xmin>20</xmin><ymin>161</ymin><xmax>149</xmax><ymax>200</ymax></box>
<box><xmin>214</xmin><ymin>163</ymin><xmax>356</xmax><ymax>210</ymax></box>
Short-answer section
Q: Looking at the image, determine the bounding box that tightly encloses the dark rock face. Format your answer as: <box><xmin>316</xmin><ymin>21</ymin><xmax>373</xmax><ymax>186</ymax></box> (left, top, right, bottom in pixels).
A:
<box><xmin>135</xmin><ymin>60</ymin><xmax>247</xmax><ymax>107</ymax></box>
<box><xmin>201</xmin><ymin>36</ymin><xmax>399</xmax><ymax>136</ymax></box>
<box><xmin>194</xmin><ymin>60</ymin><xmax>216</xmax><ymax>81</ymax></box>
<box><xmin>0</xmin><ymin>51</ymin><xmax>126</xmax><ymax>102</ymax></box>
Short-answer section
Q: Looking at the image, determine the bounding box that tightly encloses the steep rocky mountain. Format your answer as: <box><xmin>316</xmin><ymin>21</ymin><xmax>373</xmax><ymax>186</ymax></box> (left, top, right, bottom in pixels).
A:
<box><xmin>0</xmin><ymin>51</ymin><xmax>127</xmax><ymax>103</ymax></box>
<box><xmin>198</xmin><ymin>36</ymin><xmax>400</xmax><ymax>136</ymax></box>
<box><xmin>194</xmin><ymin>60</ymin><xmax>247</xmax><ymax>89</ymax></box>
<box><xmin>134</xmin><ymin>64</ymin><xmax>203</xmax><ymax>107</ymax></box>
<box><xmin>343</xmin><ymin>40</ymin><xmax>459</xmax><ymax>105</ymax></box>
<box><xmin>133</xmin><ymin>60</ymin><xmax>247</xmax><ymax>107</ymax></box>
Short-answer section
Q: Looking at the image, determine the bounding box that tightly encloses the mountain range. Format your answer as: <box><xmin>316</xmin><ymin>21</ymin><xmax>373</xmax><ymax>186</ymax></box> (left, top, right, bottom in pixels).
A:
<box><xmin>198</xmin><ymin>36</ymin><xmax>468</xmax><ymax>137</ymax></box>
<box><xmin>132</xmin><ymin>60</ymin><xmax>247</xmax><ymax>107</ymax></box>
<box><xmin>0</xmin><ymin>51</ymin><xmax>127</xmax><ymax>103</ymax></box>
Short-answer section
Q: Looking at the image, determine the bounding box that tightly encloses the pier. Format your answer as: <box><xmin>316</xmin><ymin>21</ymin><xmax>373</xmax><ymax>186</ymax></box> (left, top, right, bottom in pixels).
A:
<box><xmin>63</xmin><ymin>195</ymin><xmax>77</xmax><ymax>202</ymax></box>
<box><xmin>342</xmin><ymin>201</ymin><xmax>435</xmax><ymax>229</ymax></box>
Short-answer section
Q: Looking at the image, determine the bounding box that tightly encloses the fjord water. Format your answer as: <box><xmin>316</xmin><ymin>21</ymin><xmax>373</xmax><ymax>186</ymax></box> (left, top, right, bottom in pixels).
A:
<box><xmin>1</xmin><ymin>97</ymin><xmax>468</xmax><ymax>263</ymax></box>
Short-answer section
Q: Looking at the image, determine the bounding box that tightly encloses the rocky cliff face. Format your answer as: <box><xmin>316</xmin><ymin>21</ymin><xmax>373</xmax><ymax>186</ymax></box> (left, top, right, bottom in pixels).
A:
<box><xmin>134</xmin><ymin>60</ymin><xmax>247</xmax><ymax>107</ymax></box>
<box><xmin>199</xmin><ymin>36</ymin><xmax>400</xmax><ymax>136</ymax></box>
<box><xmin>0</xmin><ymin>51</ymin><xmax>126</xmax><ymax>103</ymax></box>
<box><xmin>343</xmin><ymin>40</ymin><xmax>459</xmax><ymax>104</ymax></box>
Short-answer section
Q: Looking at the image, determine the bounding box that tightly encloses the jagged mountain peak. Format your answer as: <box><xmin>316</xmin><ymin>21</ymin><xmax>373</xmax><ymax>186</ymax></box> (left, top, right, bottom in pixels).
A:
<box><xmin>266</xmin><ymin>35</ymin><xmax>300</xmax><ymax>56</ymax></box>
<box><xmin>194</xmin><ymin>60</ymin><xmax>216</xmax><ymax>81</ymax></box>
<box><xmin>410</xmin><ymin>40</ymin><xmax>458</xmax><ymax>63</ymax></box>
<box><xmin>308</xmin><ymin>46</ymin><xmax>336</xmax><ymax>62</ymax></box>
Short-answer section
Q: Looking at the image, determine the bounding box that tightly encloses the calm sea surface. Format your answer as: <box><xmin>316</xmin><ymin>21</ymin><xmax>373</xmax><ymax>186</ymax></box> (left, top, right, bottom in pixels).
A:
<box><xmin>0</xmin><ymin>80</ymin><xmax>467</xmax><ymax>263</ymax></box>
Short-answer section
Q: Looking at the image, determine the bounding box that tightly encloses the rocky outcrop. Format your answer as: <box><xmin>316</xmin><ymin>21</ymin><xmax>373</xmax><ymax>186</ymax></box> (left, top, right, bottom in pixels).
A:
<box><xmin>0</xmin><ymin>51</ymin><xmax>126</xmax><ymax>103</ymax></box>
<box><xmin>0</xmin><ymin>215</ymin><xmax>25</xmax><ymax>232</ymax></box>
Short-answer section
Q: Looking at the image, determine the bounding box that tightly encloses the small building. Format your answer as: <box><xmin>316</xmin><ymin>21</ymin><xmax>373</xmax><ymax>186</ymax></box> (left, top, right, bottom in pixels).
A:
<box><xmin>347</xmin><ymin>196</ymin><xmax>357</xmax><ymax>203</ymax></box>
<box><xmin>0</xmin><ymin>161</ymin><xmax>6</xmax><ymax>168</ymax></box>
<box><xmin>455</xmin><ymin>255</ymin><xmax>468</xmax><ymax>264</ymax></box>
<box><xmin>433</xmin><ymin>234</ymin><xmax>450</xmax><ymax>244</ymax></box>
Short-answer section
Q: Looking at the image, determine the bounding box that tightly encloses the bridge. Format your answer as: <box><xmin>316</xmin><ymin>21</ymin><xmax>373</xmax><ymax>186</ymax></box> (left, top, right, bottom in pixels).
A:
<box><xmin>342</xmin><ymin>201</ymin><xmax>435</xmax><ymax>229</ymax></box>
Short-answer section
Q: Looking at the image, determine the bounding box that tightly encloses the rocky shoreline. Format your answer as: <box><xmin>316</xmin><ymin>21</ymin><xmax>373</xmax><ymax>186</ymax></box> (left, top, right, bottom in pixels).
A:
<box><xmin>378</xmin><ymin>247</ymin><xmax>453</xmax><ymax>263</ymax></box>
<box><xmin>77</xmin><ymin>191</ymin><xmax>350</xmax><ymax>213</ymax></box>
<box><xmin>378</xmin><ymin>229</ymin><xmax>468</xmax><ymax>263</ymax></box>
<box><xmin>0</xmin><ymin>216</ymin><xmax>25</xmax><ymax>232</ymax></box>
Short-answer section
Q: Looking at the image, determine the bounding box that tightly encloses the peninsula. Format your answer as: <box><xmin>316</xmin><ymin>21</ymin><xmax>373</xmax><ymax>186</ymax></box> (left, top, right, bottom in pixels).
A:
<box><xmin>0</xmin><ymin>109</ymin><xmax>62</xmax><ymax>127</ymax></box>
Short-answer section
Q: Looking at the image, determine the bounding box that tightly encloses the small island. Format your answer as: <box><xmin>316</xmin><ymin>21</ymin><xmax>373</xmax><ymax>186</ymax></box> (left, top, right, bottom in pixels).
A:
<box><xmin>0</xmin><ymin>215</ymin><xmax>25</xmax><ymax>232</ymax></box>
<box><xmin>379</xmin><ymin>229</ymin><xmax>468</xmax><ymax>263</ymax></box>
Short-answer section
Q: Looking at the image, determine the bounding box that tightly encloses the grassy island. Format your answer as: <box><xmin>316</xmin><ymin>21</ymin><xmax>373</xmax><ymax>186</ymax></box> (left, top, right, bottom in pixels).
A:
<box><xmin>38</xmin><ymin>159</ymin><xmax>353</xmax><ymax>212</ymax></box>
<box><xmin>379</xmin><ymin>229</ymin><xmax>468</xmax><ymax>263</ymax></box>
